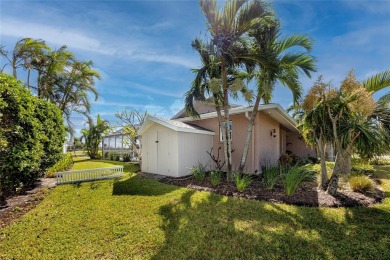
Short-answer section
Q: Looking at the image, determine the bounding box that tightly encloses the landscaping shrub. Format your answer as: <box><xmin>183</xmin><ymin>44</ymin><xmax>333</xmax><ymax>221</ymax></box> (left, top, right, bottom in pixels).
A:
<box><xmin>0</xmin><ymin>73</ymin><xmax>65</xmax><ymax>195</ymax></box>
<box><xmin>115</xmin><ymin>153</ymin><xmax>121</xmax><ymax>161</ymax></box>
<box><xmin>351</xmin><ymin>163</ymin><xmax>374</xmax><ymax>175</ymax></box>
<box><xmin>261</xmin><ymin>164</ymin><xmax>279</xmax><ymax>190</ymax></box>
<box><xmin>123</xmin><ymin>153</ymin><xmax>131</xmax><ymax>162</ymax></box>
<box><xmin>104</xmin><ymin>152</ymin><xmax>109</xmax><ymax>159</ymax></box>
<box><xmin>191</xmin><ymin>163</ymin><xmax>207</xmax><ymax>181</ymax></box>
<box><xmin>234</xmin><ymin>173</ymin><xmax>252</xmax><ymax>192</ymax></box>
<box><xmin>210</xmin><ymin>170</ymin><xmax>222</xmax><ymax>187</ymax></box>
<box><xmin>349</xmin><ymin>176</ymin><xmax>375</xmax><ymax>193</ymax></box>
<box><xmin>46</xmin><ymin>153</ymin><xmax>73</xmax><ymax>177</ymax></box>
<box><xmin>109</xmin><ymin>152</ymin><xmax>116</xmax><ymax>160</ymax></box>
<box><xmin>281</xmin><ymin>166</ymin><xmax>316</xmax><ymax>196</ymax></box>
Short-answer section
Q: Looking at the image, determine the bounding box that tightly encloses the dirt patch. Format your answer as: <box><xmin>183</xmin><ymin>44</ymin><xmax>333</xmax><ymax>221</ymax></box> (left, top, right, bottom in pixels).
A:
<box><xmin>0</xmin><ymin>179</ymin><xmax>55</xmax><ymax>228</ymax></box>
<box><xmin>160</xmin><ymin>176</ymin><xmax>384</xmax><ymax>207</ymax></box>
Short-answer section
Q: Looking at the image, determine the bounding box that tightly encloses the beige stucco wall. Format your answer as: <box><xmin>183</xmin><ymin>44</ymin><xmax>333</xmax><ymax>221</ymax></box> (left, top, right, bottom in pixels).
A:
<box><xmin>286</xmin><ymin>132</ymin><xmax>316</xmax><ymax>157</ymax></box>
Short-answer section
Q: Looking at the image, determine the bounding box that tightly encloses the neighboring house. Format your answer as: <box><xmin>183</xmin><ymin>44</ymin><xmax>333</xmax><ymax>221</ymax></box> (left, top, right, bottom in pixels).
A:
<box><xmin>102</xmin><ymin>128</ymin><xmax>139</xmax><ymax>160</ymax></box>
<box><xmin>139</xmin><ymin>102</ymin><xmax>315</xmax><ymax>177</ymax></box>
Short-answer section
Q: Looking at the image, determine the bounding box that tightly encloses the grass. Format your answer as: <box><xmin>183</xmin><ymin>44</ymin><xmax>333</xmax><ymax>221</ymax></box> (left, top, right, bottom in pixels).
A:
<box><xmin>1</xmin><ymin>160</ymin><xmax>389</xmax><ymax>259</ymax></box>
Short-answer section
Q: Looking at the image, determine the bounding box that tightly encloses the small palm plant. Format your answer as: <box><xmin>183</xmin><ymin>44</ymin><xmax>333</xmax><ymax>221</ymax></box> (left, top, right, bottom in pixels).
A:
<box><xmin>281</xmin><ymin>166</ymin><xmax>316</xmax><ymax>196</ymax></box>
<box><xmin>234</xmin><ymin>172</ymin><xmax>252</xmax><ymax>192</ymax></box>
<box><xmin>191</xmin><ymin>163</ymin><xmax>207</xmax><ymax>182</ymax></box>
<box><xmin>261</xmin><ymin>163</ymin><xmax>280</xmax><ymax>190</ymax></box>
<box><xmin>210</xmin><ymin>170</ymin><xmax>222</xmax><ymax>187</ymax></box>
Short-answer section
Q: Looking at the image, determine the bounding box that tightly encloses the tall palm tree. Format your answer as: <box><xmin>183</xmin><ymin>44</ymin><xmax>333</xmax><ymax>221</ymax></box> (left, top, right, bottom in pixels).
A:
<box><xmin>363</xmin><ymin>70</ymin><xmax>390</xmax><ymax>104</ymax></box>
<box><xmin>0</xmin><ymin>38</ymin><xmax>50</xmax><ymax>87</ymax></box>
<box><xmin>238</xmin><ymin>21</ymin><xmax>316</xmax><ymax>172</ymax></box>
<box><xmin>198</xmin><ymin>0</ymin><xmax>273</xmax><ymax>177</ymax></box>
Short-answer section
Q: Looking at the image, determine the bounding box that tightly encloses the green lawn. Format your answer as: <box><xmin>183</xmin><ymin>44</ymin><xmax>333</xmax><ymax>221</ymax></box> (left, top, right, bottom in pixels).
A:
<box><xmin>1</xmin><ymin>160</ymin><xmax>389</xmax><ymax>259</ymax></box>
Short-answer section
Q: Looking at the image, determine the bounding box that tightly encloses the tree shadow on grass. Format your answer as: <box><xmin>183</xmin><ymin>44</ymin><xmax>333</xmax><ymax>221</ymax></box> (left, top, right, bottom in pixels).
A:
<box><xmin>153</xmin><ymin>189</ymin><xmax>390</xmax><ymax>259</ymax></box>
<box><xmin>112</xmin><ymin>175</ymin><xmax>179</xmax><ymax>197</ymax></box>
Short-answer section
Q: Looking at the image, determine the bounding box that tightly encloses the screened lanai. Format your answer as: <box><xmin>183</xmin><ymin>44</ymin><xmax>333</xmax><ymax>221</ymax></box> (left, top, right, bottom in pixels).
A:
<box><xmin>102</xmin><ymin>128</ymin><xmax>139</xmax><ymax>161</ymax></box>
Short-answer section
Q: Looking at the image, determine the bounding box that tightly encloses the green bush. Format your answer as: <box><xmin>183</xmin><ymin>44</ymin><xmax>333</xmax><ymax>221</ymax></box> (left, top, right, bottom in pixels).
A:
<box><xmin>261</xmin><ymin>164</ymin><xmax>280</xmax><ymax>190</ymax></box>
<box><xmin>109</xmin><ymin>152</ymin><xmax>115</xmax><ymax>160</ymax></box>
<box><xmin>351</xmin><ymin>163</ymin><xmax>374</xmax><ymax>175</ymax></box>
<box><xmin>349</xmin><ymin>176</ymin><xmax>375</xmax><ymax>193</ymax></box>
<box><xmin>210</xmin><ymin>171</ymin><xmax>222</xmax><ymax>186</ymax></box>
<box><xmin>46</xmin><ymin>153</ymin><xmax>73</xmax><ymax>177</ymax></box>
<box><xmin>115</xmin><ymin>153</ymin><xmax>121</xmax><ymax>161</ymax></box>
<box><xmin>281</xmin><ymin>166</ymin><xmax>316</xmax><ymax>196</ymax></box>
<box><xmin>0</xmin><ymin>73</ymin><xmax>65</xmax><ymax>194</ymax></box>
<box><xmin>123</xmin><ymin>153</ymin><xmax>131</xmax><ymax>162</ymax></box>
<box><xmin>104</xmin><ymin>152</ymin><xmax>109</xmax><ymax>159</ymax></box>
<box><xmin>234</xmin><ymin>173</ymin><xmax>252</xmax><ymax>192</ymax></box>
<box><xmin>191</xmin><ymin>163</ymin><xmax>207</xmax><ymax>182</ymax></box>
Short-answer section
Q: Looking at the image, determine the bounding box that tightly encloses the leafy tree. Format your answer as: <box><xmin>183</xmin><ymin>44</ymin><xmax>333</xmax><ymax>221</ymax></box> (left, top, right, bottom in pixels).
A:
<box><xmin>299</xmin><ymin>71</ymin><xmax>386</xmax><ymax>194</ymax></box>
<box><xmin>81</xmin><ymin>115</ymin><xmax>110</xmax><ymax>159</ymax></box>
<box><xmin>115</xmin><ymin>109</ymin><xmax>149</xmax><ymax>160</ymax></box>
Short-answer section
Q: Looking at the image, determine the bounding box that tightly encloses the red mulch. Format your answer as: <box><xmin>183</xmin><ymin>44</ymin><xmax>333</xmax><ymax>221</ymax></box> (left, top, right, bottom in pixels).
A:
<box><xmin>160</xmin><ymin>176</ymin><xmax>385</xmax><ymax>207</ymax></box>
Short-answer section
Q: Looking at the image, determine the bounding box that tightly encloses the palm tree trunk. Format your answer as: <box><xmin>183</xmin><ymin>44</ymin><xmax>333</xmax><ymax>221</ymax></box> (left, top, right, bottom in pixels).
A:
<box><xmin>27</xmin><ymin>69</ymin><xmax>31</xmax><ymax>90</ymax></box>
<box><xmin>221</xmin><ymin>60</ymin><xmax>232</xmax><ymax>180</ymax></box>
<box><xmin>327</xmin><ymin>148</ymin><xmax>347</xmax><ymax>195</ymax></box>
<box><xmin>238</xmin><ymin>95</ymin><xmax>261</xmax><ymax>173</ymax></box>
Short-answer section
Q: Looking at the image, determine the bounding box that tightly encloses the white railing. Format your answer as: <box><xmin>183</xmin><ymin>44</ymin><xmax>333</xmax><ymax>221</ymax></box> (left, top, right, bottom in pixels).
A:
<box><xmin>55</xmin><ymin>166</ymin><xmax>124</xmax><ymax>185</ymax></box>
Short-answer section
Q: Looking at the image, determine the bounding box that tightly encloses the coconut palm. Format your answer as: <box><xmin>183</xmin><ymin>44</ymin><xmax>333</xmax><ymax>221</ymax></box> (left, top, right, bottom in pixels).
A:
<box><xmin>198</xmin><ymin>0</ymin><xmax>273</xmax><ymax>178</ymax></box>
<box><xmin>238</xmin><ymin>21</ymin><xmax>316</xmax><ymax>172</ymax></box>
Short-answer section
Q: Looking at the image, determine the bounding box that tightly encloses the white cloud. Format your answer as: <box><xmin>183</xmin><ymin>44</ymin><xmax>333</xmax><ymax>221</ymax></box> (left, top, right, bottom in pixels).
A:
<box><xmin>343</xmin><ymin>0</ymin><xmax>390</xmax><ymax>14</ymax></box>
<box><xmin>1</xmin><ymin>18</ymin><xmax>117</xmax><ymax>55</ymax></box>
<box><xmin>125</xmin><ymin>82</ymin><xmax>184</xmax><ymax>98</ymax></box>
<box><xmin>169</xmin><ymin>99</ymin><xmax>184</xmax><ymax>115</ymax></box>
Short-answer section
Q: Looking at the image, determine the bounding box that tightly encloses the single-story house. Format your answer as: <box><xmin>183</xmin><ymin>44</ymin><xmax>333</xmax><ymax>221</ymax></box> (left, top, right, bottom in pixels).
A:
<box><xmin>139</xmin><ymin>102</ymin><xmax>315</xmax><ymax>177</ymax></box>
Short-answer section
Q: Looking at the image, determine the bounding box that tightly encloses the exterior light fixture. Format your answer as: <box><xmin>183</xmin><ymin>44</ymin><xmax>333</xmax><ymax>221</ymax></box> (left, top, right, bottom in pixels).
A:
<box><xmin>270</xmin><ymin>129</ymin><xmax>276</xmax><ymax>138</ymax></box>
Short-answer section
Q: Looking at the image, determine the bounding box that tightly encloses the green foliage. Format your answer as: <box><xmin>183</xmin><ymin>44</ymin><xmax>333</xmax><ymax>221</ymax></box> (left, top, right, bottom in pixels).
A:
<box><xmin>46</xmin><ymin>153</ymin><xmax>73</xmax><ymax>178</ymax></box>
<box><xmin>0</xmin><ymin>73</ymin><xmax>65</xmax><ymax>194</ymax></box>
<box><xmin>234</xmin><ymin>173</ymin><xmax>252</xmax><ymax>192</ymax></box>
<box><xmin>104</xmin><ymin>152</ymin><xmax>109</xmax><ymax>159</ymax></box>
<box><xmin>115</xmin><ymin>153</ymin><xmax>121</xmax><ymax>161</ymax></box>
<box><xmin>122</xmin><ymin>153</ymin><xmax>131</xmax><ymax>162</ymax></box>
<box><xmin>209</xmin><ymin>170</ymin><xmax>222</xmax><ymax>187</ymax></box>
<box><xmin>81</xmin><ymin>115</ymin><xmax>109</xmax><ymax>159</ymax></box>
<box><xmin>281</xmin><ymin>166</ymin><xmax>316</xmax><ymax>196</ymax></box>
<box><xmin>349</xmin><ymin>176</ymin><xmax>375</xmax><ymax>193</ymax></box>
<box><xmin>351</xmin><ymin>163</ymin><xmax>374</xmax><ymax>175</ymax></box>
<box><xmin>191</xmin><ymin>163</ymin><xmax>207</xmax><ymax>182</ymax></box>
<box><xmin>261</xmin><ymin>164</ymin><xmax>280</xmax><ymax>190</ymax></box>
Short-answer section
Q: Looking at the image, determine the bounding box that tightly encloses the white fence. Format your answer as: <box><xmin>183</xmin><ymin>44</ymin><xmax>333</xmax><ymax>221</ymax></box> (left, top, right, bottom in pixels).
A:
<box><xmin>55</xmin><ymin>166</ymin><xmax>124</xmax><ymax>185</ymax></box>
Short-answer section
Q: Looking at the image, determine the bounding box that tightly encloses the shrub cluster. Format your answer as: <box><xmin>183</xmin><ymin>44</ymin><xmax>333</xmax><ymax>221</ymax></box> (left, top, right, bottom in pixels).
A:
<box><xmin>349</xmin><ymin>176</ymin><xmax>375</xmax><ymax>193</ymax></box>
<box><xmin>234</xmin><ymin>173</ymin><xmax>253</xmax><ymax>192</ymax></box>
<box><xmin>191</xmin><ymin>163</ymin><xmax>207</xmax><ymax>182</ymax></box>
<box><xmin>106</xmin><ymin>152</ymin><xmax>131</xmax><ymax>162</ymax></box>
<box><xmin>46</xmin><ymin>153</ymin><xmax>74</xmax><ymax>178</ymax></box>
<box><xmin>0</xmin><ymin>74</ymin><xmax>65</xmax><ymax>195</ymax></box>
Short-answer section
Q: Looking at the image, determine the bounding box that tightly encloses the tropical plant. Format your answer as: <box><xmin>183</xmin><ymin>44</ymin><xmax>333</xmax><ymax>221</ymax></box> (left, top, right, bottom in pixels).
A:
<box><xmin>191</xmin><ymin>163</ymin><xmax>207</xmax><ymax>182</ymax></box>
<box><xmin>210</xmin><ymin>170</ymin><xmax>222</xmax><ymax>186</ymax></box>
<box><xmin>234</xmin><ymin>172</ymin><xmax>253</xmax><ymax>192</ymax></box>
<box><xmin>238</xmin><ymin>21</ymin><xmax>316</xmax><ymax>172</ymax></box>
<box><xmin>81</xmin><ymin>115</ymin><xmax>110</xmax><ymax>159</ymax></box>
<box><xmin>261</xmin><ymin>163</ymin><xmax>279</xmax><ymax>190</ymax></box>
<box><xmin>349</xmin><ymin>176</ymin><xmax>375</xmax><ymax>193</ymax></box>
<box><xmin>281</xmin><ymin>166</ymin><xmax>316</xmax><ymax>196</ymax></box>
<box><xmin>193</xmin><ymin>0</ymin><xmax>273</xmax><ymax>179</ymax></box>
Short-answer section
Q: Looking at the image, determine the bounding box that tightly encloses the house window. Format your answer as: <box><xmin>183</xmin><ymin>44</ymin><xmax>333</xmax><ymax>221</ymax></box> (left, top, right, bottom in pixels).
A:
<box><xmin>220</xmin><ymin>121</ymin><xmax>232</xmax><ymax>142</ymax></box>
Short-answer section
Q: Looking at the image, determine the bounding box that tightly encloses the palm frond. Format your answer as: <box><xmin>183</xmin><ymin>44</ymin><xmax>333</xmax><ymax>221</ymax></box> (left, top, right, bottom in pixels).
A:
<box><xmin>362</xmin><ymin>70</ymin><xmax>390</xmax><ymax>93</ymax></box>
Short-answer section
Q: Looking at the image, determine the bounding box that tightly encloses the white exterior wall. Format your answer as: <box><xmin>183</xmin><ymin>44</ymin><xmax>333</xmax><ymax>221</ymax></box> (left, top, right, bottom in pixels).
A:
<box><xmin>141</xmin><ymin>123</ymin><xmax>179</xmax><ymax>177</ymax></box>
<box><xmin>177</xmin><ymin>132</ymin><xmax>213</xmax><ymax>177</ymax></box>
<box><xmin>141</xmin><ymin>122</ymin><xmax>213</xmax><ymax>177</ymax></box>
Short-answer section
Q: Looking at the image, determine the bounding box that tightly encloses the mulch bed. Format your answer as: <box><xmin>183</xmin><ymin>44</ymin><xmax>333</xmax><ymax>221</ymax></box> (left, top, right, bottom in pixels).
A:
<box><xmin>160</xmin><ymin>176</ymin><xmax>385</xmax><ymax>207</ymax></box>
<box><xmin>0</xmin><ymin>179</ymin><xmax>55</xmax><ymax>228</ymax></box>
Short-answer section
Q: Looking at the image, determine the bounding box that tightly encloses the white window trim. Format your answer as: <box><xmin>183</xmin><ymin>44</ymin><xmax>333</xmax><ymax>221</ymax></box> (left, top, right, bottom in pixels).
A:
<box><xmin>219</xmin><ymin>121</ymin><xmax>232</xmax><ymax>142</ymax></box>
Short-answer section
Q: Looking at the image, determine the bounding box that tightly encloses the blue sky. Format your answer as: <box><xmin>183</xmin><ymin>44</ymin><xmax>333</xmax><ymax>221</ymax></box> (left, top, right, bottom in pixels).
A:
<box><xmin>1</xmin><ymin>0</ymin><xmax>389</xmax><ymax>136</ymax></box>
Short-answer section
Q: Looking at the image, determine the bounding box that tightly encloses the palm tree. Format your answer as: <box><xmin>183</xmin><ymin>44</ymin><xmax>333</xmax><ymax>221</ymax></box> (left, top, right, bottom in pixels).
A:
<box><xmin>363</xmin><ymin>70</ymin><xmax>390</xmax><ymax>104</ymax></box>
<box><xmin>81</xmin><ymin>115</ymin><xmax>110</xmax><ymax>159</ymax></box>
<box><xmin>238</xmin><ymin>21</ymin><xmax>316</xmax><ymax>172</ymax></box>
<box><xmin>198</xmin><ymin>0</ymin><xmax>273</xmax><ymax>178</ymax></box>
<box><xmin>0</xmin><ymin>38</ymin><xmax>50</xmax><ymax>87</ymax></box>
